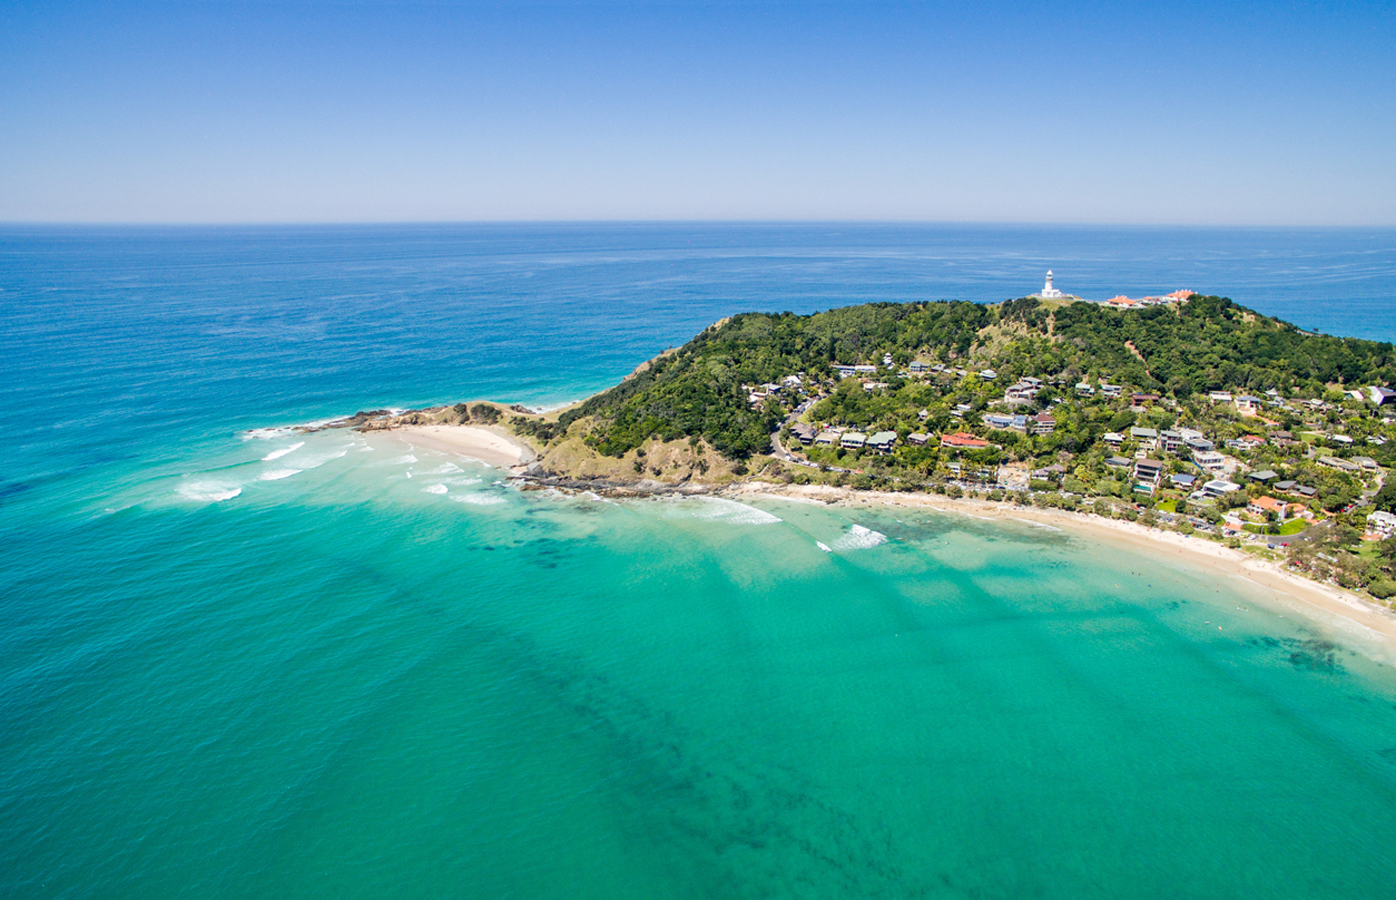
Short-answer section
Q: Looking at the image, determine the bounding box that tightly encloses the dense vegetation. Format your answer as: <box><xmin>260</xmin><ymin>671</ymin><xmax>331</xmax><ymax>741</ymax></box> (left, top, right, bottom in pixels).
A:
<box><xmin>560</xmin><ymin>296</ymin><xmax>1396</xmax><ymax>459</ymax></box>
<box><xmin>507</xmin><ymin>294</ymin><xmax>1396</xmax><ymax>604</ymax></box>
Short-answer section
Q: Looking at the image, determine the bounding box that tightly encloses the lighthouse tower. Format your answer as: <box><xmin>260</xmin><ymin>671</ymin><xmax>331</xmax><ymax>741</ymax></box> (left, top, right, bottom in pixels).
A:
<box><xmin>1040</xmin><ymin>270</ymin><xmax>1064</xmax><ymax>299</ymax></box>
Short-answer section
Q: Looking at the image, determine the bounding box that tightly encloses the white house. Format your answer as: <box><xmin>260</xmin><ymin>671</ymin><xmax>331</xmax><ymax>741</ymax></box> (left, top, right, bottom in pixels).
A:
<box><xmin>1368</xmin><ymin>511</ymin><xmax>1396</xmax><ymax>536</ymax></box>
<box><xmin>1194</xmin><ymin>450</ymin><xmax>1226</xmax><ymax>472</ymax></box>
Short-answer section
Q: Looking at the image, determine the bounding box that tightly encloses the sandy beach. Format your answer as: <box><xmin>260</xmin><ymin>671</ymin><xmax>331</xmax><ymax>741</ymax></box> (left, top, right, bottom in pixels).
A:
<box><xmin>726</xmin><ymin>481</ymin><xmax>1396</xmax><ymax>656</ymax></box>
<box><xmin>385</xmin><ymin>424</ymin><xmax>537</xmax><ymax>469</ymax></box>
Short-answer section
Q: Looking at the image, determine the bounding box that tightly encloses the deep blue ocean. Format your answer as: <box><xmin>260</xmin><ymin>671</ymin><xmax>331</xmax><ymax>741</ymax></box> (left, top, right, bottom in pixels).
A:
<box><xmin>4</xmin><ymin>224</ymin><xmax>1396</xmax><ymax>898</ymax></box>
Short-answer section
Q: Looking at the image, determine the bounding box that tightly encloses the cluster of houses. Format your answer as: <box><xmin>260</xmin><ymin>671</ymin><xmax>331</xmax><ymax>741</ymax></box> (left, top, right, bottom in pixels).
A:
<box><xmin>746</xmin><ymin>374</ymin><xmax>806</xmax><ymax>408</ymax></box>
<box><xmin>1096</xmin><ymin>290</ymin><xmax>1196</xmax><ymax>309</ymax></box>
<box><xmin>983</xmin><ymin>411</ymin><xmax>1057</xmax><ymax>435</ymax></box>
<box><xmin>776</xmin><ymin>348</ymin><xmax>1394</xmax><ymax>541</ymax></box>
<box><xmin>1096</xmin><ymin>422</ymin><xmax>1338</xmax><ymax>509</ymax></box>
<box><xmin>791</xmin><ymin>424</ymin><xmax>899</xmax><ymax>454</ymax></box>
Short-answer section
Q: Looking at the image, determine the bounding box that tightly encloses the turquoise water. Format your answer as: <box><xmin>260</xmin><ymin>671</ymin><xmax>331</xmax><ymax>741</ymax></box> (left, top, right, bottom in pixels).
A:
<box><xmin>5</xmin><ymin>225</ymin><xmax>1396</xmax><ymax>897</ymax></box>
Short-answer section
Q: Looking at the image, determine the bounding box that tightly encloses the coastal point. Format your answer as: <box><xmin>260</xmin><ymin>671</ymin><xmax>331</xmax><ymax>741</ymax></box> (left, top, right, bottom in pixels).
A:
<box><xmin>334</xmin><ymin>285</ymin><xmax>1396</xmax><ymax>646</ymax></box>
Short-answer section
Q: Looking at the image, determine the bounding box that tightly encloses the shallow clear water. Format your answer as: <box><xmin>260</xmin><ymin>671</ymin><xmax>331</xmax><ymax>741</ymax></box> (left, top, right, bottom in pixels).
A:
<box><xmin>4</xmin><ymin>224</ymin><xmax>1396</xmax><ymax>898</ymax></box>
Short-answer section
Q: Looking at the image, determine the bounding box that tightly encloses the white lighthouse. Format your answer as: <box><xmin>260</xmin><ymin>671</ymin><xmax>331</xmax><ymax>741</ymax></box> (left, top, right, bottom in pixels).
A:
<box><xmin>1040</xmin><ymin>270</ymin><xmax>1064</xmax><ymax>299</ymax></box>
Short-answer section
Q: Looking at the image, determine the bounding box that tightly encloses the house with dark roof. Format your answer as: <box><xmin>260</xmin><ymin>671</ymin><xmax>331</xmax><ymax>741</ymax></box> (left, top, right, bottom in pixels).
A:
<box><xmin>1134</xmin><ymin>459</ymin><xmax>1165</xmax><ymax>485</ymax></box>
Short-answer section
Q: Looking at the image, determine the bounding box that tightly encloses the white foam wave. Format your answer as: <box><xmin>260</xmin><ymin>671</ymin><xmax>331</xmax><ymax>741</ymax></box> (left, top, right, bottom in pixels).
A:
<box><xmin>295</xmin><ymin>448</ymin><xmax>350</xmax><ymax>470</ymax></box>
<box><xmin>259</xmin><ymin>468</ymin><xmax>301</xmax><ymax>481</ymax></box>
<box><xmin>450</xmin><ymin>493</ymin><xmax>507</xmax><ymax>506</ymax></box>
<box><xmin>422</xmin><ymin>462</ymin><xmax>463</xmax><ymax>475</ymax></box>
<box><xmin>691</xmin><ymin>497</ymin><xmax>782</xmax><ymax>525</ymax></box>
<box><xmin>386</xmin><ymin>454</ymin><xmax>418</xmax><ymax>465</ymax></box>
<box><xmin>444</xmin><ymin>476</ymin><xmax>483</xmax><ymax>486</ymax></box>
<box><xmin>177</xmin><ymin>481</ymin><xmax>242</xmax><ymax>502</ymax></box>
<box><xmin>831</xmin><ymin>524</ymin><xmax>887</xmax><ymax>551</ymax></box>
<box><xmin>262</xmin><ymin>441</ymin><xmax>305</xmax><ymax>461</ymax></box>
<box><xmin>816</xmin><ymin>541</ymin><xmax>832</xmax><ymax>553</ymax></box>
<box><xmin>422</xmin><ymin>483</ymin><xmax>448</xmax><ymax>495</ymax></box>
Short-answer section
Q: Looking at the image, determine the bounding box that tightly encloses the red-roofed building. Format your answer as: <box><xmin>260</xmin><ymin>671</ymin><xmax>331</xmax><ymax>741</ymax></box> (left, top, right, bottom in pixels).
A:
<box><xmin>940</xmin><ymin>432</ymin><xmax>991</xmax><ymax>449</ymax></box>
<box><xmin>1166</xmin><ymin>290</ymin><xmax>1196</xmax><ymax>301</ymax></box>
<box><xmin>1028</xmin><ymin>412</ymin><xmax>1056</xmax><ymax>435</ymax></box>
<box><xmin>1247</xmin><ymin>496</ymin><xmax>1289</xmax><ymax>519</ymax></box>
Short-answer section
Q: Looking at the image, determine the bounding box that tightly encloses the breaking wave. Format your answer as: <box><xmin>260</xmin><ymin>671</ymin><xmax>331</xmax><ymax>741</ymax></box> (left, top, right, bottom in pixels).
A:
<box><xmin>831</xmin><ymin>524</ymin><xmax>887</xmax><ymax>551</ymax></box>
<box><xmin>261</xmin><ymin>441</ymin><xmax>305</xmax><ymax>461</ymax></box>
<box><xmin>295</xmin><ymin>448</ymin><xmax>350</xmax><ymax>469</ymax></box>
<box><xmin>177</xmin><ymin>480</ymin><xmax>242</xmax><ymax>503</ymax></box>
<box><xmin>691</xmin><ymin>497</ymin><xmax>782</xmax><ymax>525</ymax></box>
<box><xmin>450</xmin><ymin>493</ymin><xmax>507</xmax><ymax>506</ymax></box>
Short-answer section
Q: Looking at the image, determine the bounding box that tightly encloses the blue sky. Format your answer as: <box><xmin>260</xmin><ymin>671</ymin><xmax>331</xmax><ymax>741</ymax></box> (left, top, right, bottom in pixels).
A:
<box><xmin>1</xmin><ymin>1</ymin><xmax>1392</xmax><ymax>224</ymax></box>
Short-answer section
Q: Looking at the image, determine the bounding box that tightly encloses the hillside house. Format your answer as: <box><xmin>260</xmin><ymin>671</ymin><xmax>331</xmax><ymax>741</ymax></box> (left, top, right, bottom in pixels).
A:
<box><xmin>1318</xmin><ymin>456</ymin><xmax>1361</xmax><ymax>473</ymax></box>
<box><xmin>1247</xmin><ymin>496</ymin><xmax>1289</xmax><ymax>519</ymax></box>
<box><xmin>1368</xmin><ymin>386</ymin><xmax>1396</xmax><ymax>405</ymax></box>
<box><xmin>1235</xmin><ymin>395</ymin><xmax>1263</xmax><ymax>415</ymax></box>
<box><xmin>1200</xmin><ymin>479</ymin><xmax>1242</xmax><ymax>498</ymax></box>
<box><xmin>1130</xmin><ymin>393</ymin><xmax>1159</xmax><ymax>409</ymax></box>
<box><xmin>1134</xmin><ymin>459</ymin><xmax>1165</xmax><ymax>485</ymax></box>
<box><xmin>1194</xmin><ymin>450</ymin><xmax>1226</xmax><ymax>472</ymax></box>
<box><xmin>867</xmin><ymin>431</ymin><xmax>898</xmax><ymax>453</ymax></box>
<box><xmin>1028</xmin><ymin>413</ymin><xmax>1056</xmax><ymax>435</ymax></box>
<box><xmin>1130</xmin><ymin>426</ymin><xmax>1158</xmax><ymax>449</ymax></box>
<box><xmin>1004</xmin><ymin>381</ymin><xmax>1041</xmax><ymax>406</ymax></box>
<box><xmin>1183</xmin><ymin>435</ymin><xmax>1215</xmax><ymax>453</ymax></box>
<box><xmin>941</xmin><ymin>432</ymin><xmax>991</xmax><ymax>449</ymax></box>
<box><xmin>1367</xmin><ymin>511</ymin><xmax>1396</xmax><ymax>535</ymax></box>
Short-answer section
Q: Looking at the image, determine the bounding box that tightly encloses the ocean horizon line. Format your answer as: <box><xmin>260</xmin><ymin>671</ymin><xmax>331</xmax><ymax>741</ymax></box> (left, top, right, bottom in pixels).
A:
<box><xmin>4</xmin><ymin>219</ymin><xmax>1396</xmax><ymax>231</ymax></box>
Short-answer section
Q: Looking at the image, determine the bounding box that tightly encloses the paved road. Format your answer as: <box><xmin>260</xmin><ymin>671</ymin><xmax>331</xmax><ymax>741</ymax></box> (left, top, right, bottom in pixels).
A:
<box><xmin>769</xmin><ymin>399</ymin><xmax>820</xmax><ymax>467</ymax></box>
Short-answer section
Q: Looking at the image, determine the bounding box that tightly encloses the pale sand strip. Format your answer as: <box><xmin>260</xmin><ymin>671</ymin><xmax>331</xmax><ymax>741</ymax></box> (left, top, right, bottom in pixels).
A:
<box><xmin>389</xmin><ymin>424</ymin><xmax>537</xmax><ymax>469</ymax></box>
<box><xmin>727</xmin><ymin>482</ymin><xmax>1396</xmax><ymax>653</ymax></box>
